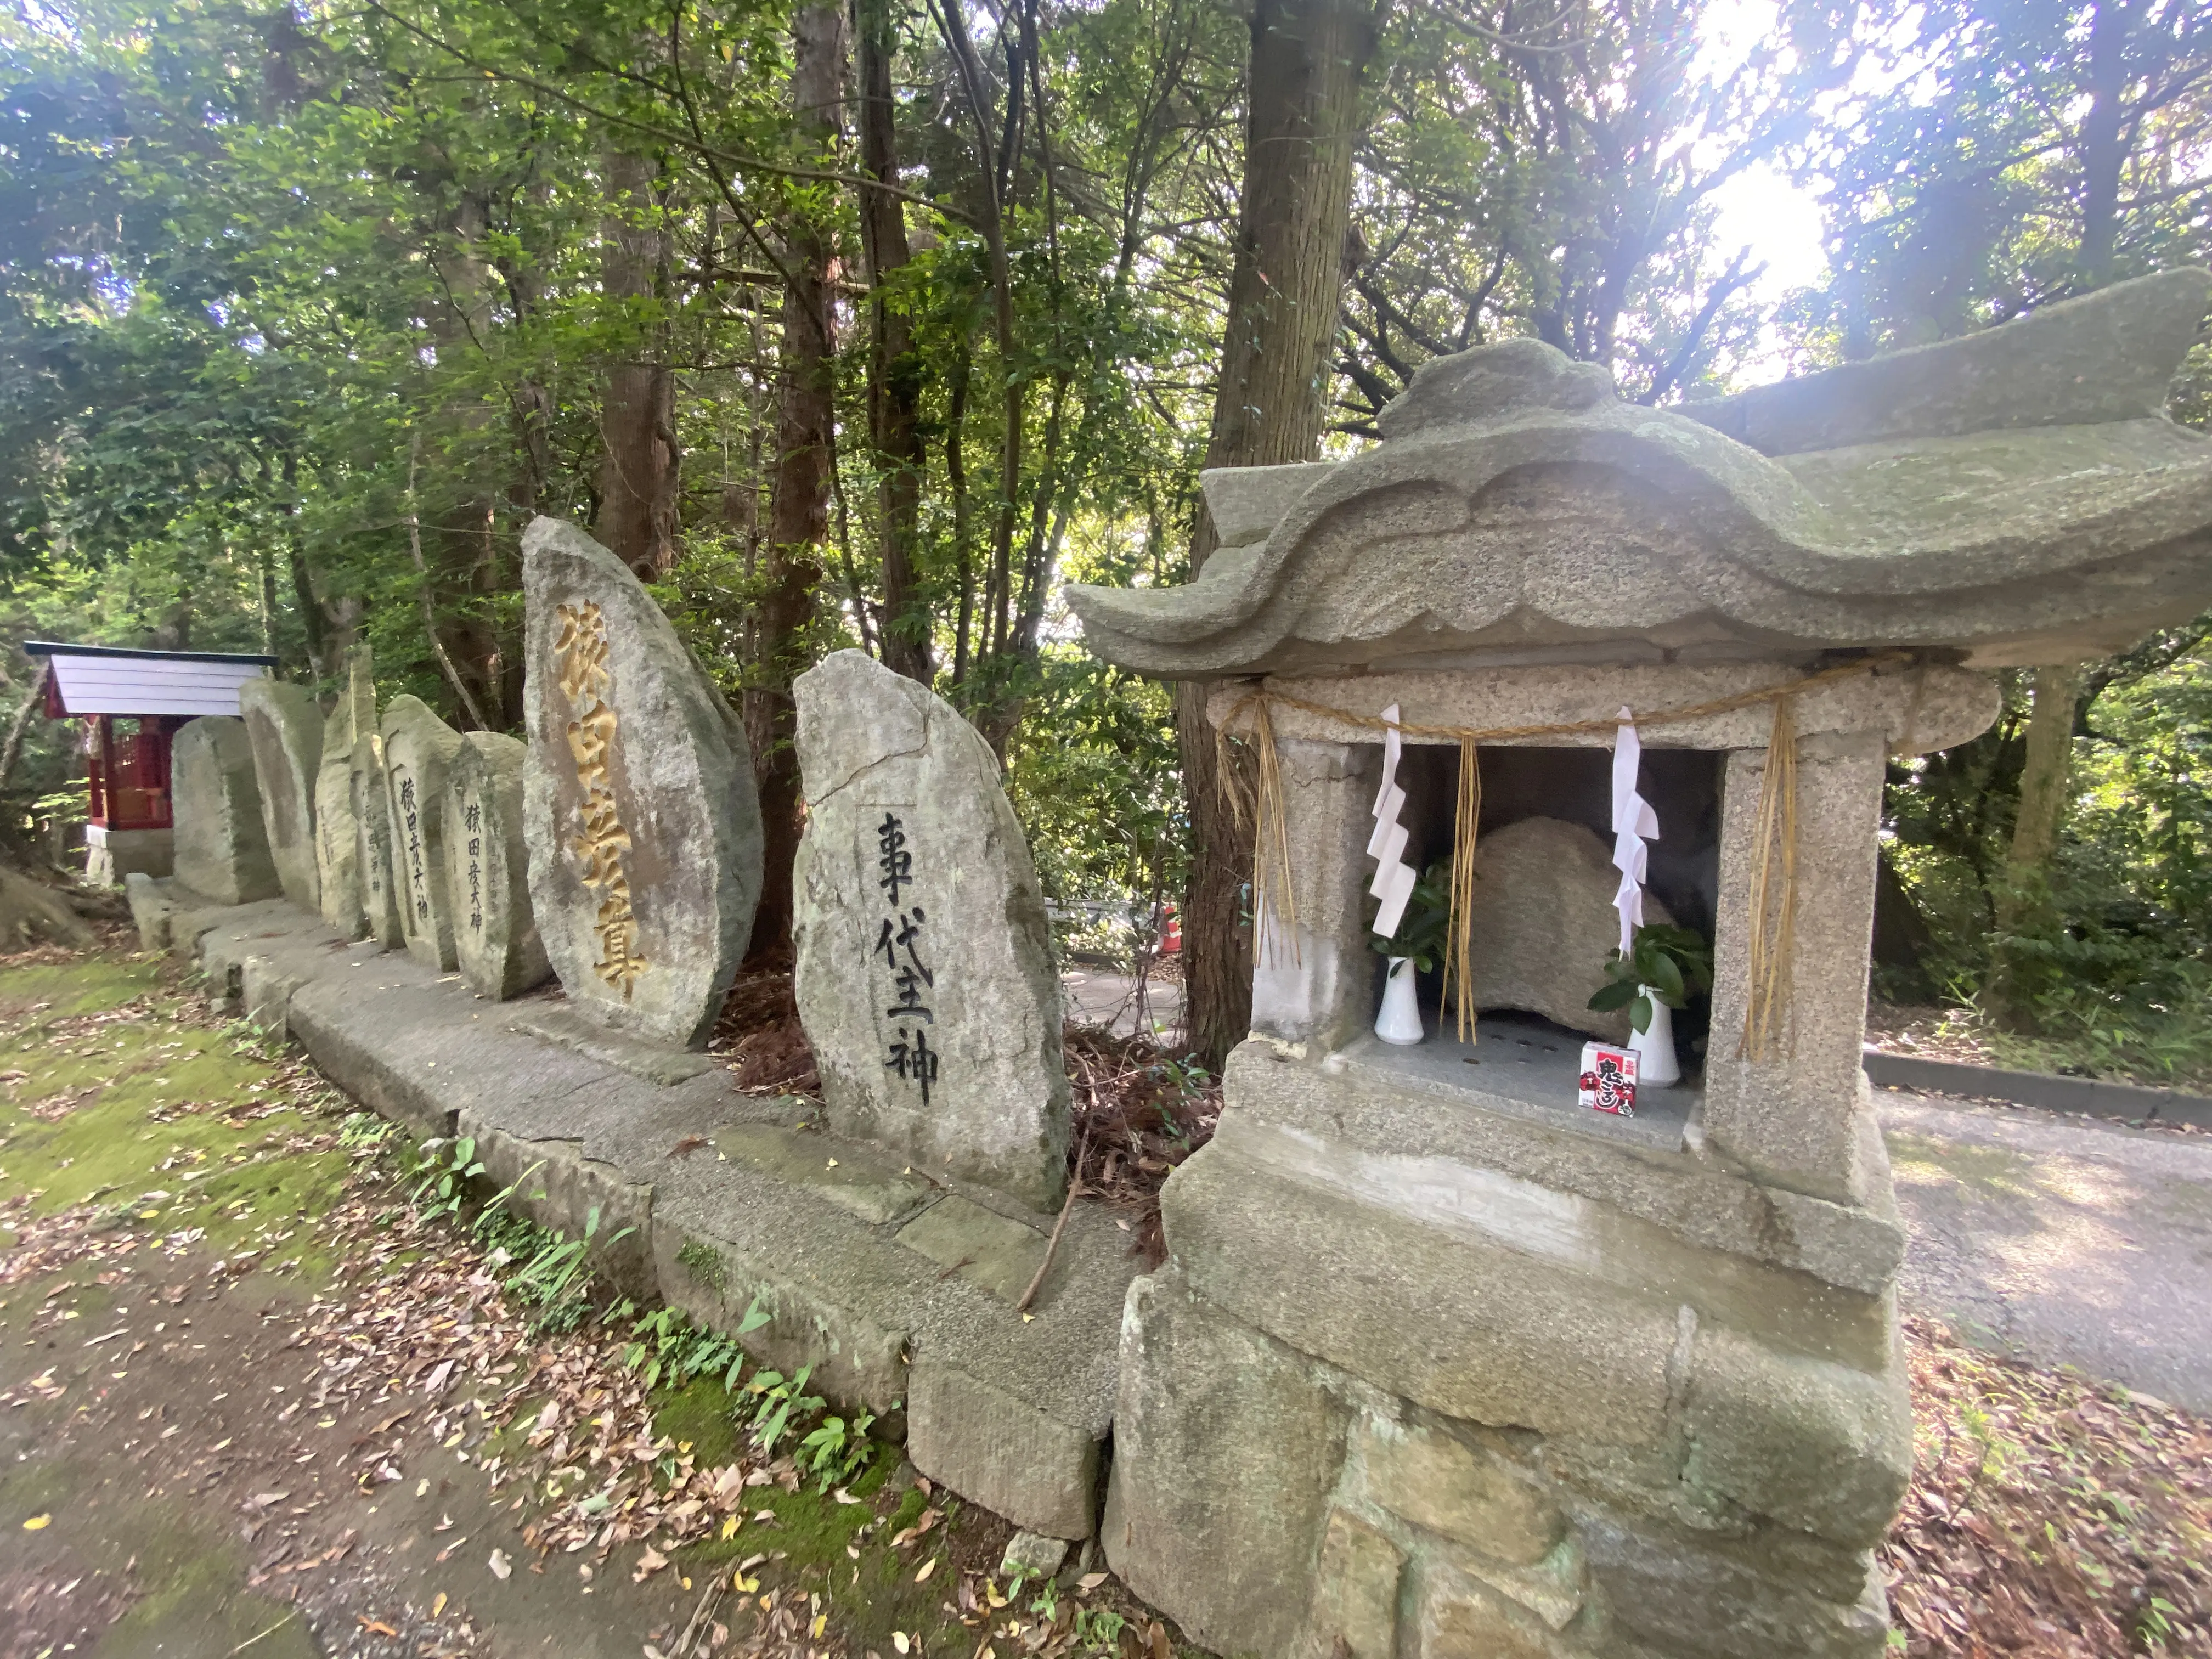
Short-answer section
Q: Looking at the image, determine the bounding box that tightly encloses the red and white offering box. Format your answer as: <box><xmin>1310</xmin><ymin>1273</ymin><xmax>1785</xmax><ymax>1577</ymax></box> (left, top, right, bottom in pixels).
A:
<box><xmin>1578</xmin><ymin>1043</ymin><xmax>1638</xmax><ymax>1117</ymax></box>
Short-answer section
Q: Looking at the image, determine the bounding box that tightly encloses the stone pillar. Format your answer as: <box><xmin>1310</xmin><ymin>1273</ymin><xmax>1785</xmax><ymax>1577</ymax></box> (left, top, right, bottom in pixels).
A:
<box><xmin>445</xmin><ymin>731</ymin><xmax>553</xmax><ymax>999</ymax></box>
<box><xmin>1703</xmin><ymin>729</ymin><xmax>1887</xmax><ymax>1205</ymax></box>
<box><xmin>382</xmin><ymin>695</ymin><xmax>465</xmax><ymax>972</ymax></box>
<box><xmin>1248</xmin><ymin>738</ymin><xmax>1381</xmax><ymax>1057</ymax></box>
<box><xmin>353</xmin><ymin>731</ymin><xmax>405</xmax><ymax>949</ymax></box>
<box><xmin>315</xmin><ymin>692</ymin><xmax>365</xmax><ymax>938</ymax></box>
<box><xmin>170</xmin><ymin>716</ymin><xmax>280</xmax><ymax>905</ymax></box>
<box><xmin>237</xmin><ymin>678</ymin><xmax>323</xmax><ymax>913</ymax></box>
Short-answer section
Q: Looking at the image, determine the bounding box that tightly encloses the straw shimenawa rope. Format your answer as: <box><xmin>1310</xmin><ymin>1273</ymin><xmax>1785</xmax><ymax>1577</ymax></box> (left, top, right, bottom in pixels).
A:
<box><xmin>1441</xmin><ymin>740</ymin><xmax>1481</xmax><ymax>1043</ymax></box>
<box><xmin>1215</xmin><ymin>652</ymin><xmax>1906</xmax><ymax>1056</ymax></box>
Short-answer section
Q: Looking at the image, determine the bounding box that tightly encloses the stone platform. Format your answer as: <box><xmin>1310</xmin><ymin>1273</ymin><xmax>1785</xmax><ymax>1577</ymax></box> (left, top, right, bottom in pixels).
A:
<box><xmin>126</xmin><ymin>878</ymin><xmax>1132</xmax><ymax>1542</ymax></box>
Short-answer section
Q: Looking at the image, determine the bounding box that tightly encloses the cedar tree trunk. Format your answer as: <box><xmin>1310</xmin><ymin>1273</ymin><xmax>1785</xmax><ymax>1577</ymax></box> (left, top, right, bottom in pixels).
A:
<box><xmin>1176</xmin><ymin>0</ymin><xmax>1375</xmax><ymax>1070</ymax></box>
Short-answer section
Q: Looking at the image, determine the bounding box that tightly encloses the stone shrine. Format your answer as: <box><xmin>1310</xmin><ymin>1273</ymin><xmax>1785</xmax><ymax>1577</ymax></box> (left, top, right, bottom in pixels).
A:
<box><xmin>1065</xmin><ymin>269</ymin><xmax>2212</xmax><ymax>1659</ymax></box>
<box><xmin>381</xmin><ymin>695</ymin><xmax>464</xmax><ymax>972</ymax></box>
<box><xmin>170</xmin><ymin>715</ymin><xmax>280</xmax><ymax>905</ymax></box>
<box><xmin>445</xmin><ymin>731</ymin><xmax>553</xmax><ymax>1000</ymax></box>
<box><xmin>791</xmin><ymin>650</ymin><xmax>1070</xmax><ymax>1211</ymax></box>
<box><xmin>520</xmin><ymin>517</ymin><xmax>763</xmax><ymax>1049</ymax></box>
<box><xmin>237</xmin><ymin>678</ymin><xmax>323</xmax><ymax>913</ymax></box>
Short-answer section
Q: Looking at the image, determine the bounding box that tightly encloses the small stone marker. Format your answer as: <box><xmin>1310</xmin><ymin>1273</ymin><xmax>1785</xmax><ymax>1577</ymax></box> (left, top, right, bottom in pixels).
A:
<box><xmin>170</xmin><ymin>715</ymin><xmax>281</xmax><ymax>905</ymax></box>
<box><xmin>236</xmin><ymin>678</ymin><xmax>323</xmax><ymax>913</ymax></box>
<box><xmin>444</xmin><ymin>731</ymin><xmax>553</xmax><ymax>999</ymax></box>
<box><xmin>1457</xmin><ymin>816</ymin><xmax>1674</xmax><ymax>1043</ymax></box>
<box><xmin>381</xmin><ymin>695</ymin><xmax>465</xmax><ymax>971</ymax></box>
<box><xmin>520</xmin><ymin>516</ymin><xmax>764</xmax><ymax>1048</ymax></box>
<box><xmin>353</xmin><ymin>730</ymin><xmax>405</xmax><ymax>949</ymax></box>
<box><xmin>792</xmin><ymin>649</ymin><xmax>1069</xmax><ymax>1210</ymax></box>
<box><xmin>314</xmin><ymin>698</ymin><xmax>364</xmax><ymax>938</ymax></box>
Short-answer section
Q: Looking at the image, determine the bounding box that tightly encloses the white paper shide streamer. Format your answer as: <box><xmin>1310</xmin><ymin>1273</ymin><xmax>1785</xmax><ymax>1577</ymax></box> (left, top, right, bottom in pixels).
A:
<box><xmin>1611</xmin><ymin>707</ymin><xmax>1658</xmax><ymax>953</ymax></box>
<box><xmin>1368</xmin><ymin>704</ymin><xmax>1417</xmax><ymax>940</ymax></box>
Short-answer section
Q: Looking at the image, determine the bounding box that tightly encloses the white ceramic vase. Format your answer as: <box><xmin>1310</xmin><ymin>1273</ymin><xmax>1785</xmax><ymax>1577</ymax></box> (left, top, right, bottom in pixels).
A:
<box><xmin>1630</xmin><ymin>988</ymin><xmax>1681</xmax><ymax>1086</ymax></box>
<box><xmin>1375</xmin><ymin>957</ymin><xmax>1425</xmax><ymax>1046</ymax></box>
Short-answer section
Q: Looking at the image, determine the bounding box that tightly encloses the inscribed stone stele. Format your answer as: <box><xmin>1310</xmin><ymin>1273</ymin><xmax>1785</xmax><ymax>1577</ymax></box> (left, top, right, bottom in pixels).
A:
<box><xmin>381</xmin><ymin>695</ymin><xmax>465</xmax><ymax>971</ymax></box>
<box><xmin>236</xmin><ymin>678</ymin><xmax>323</xmax><ymax>913</ymax></box>
<box><xmin>170</xmin><ymin>715</ymin><xmax>281</xmax><ymax>906</ymax></box>
<box><xmin>353</xmin><ymin>730</ymin><xmax>405</xmax><ymax>948</ymax></box>
<box><xmin>445</xmin><ymin>731</ymin><xmax>553</xmax><ymax>999</ymax></box>
<box><xmin>791</xmin><ymin>648</ymin><xmax>1069</xmax><ymax>1210</ymax></box>
<box><xmin>520</xmin><ymin>516</ymin><xmax>764</xmax><ymax>1049</ymax></box>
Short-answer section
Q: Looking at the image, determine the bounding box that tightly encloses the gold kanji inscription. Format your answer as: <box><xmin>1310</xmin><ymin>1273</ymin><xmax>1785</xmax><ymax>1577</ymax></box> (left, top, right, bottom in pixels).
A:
<box><xmin>550</xmin><ymin>601</ymin><xmax>646</xmax><ymax>998</ymax></box>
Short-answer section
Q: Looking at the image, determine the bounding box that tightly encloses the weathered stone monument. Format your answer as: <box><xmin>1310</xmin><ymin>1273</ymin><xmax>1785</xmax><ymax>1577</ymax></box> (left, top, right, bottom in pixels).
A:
<box><xmin>520</xmin><ymin>516</ymin><xmax>763</xmax><ymax>1049</ymax></box>
<box><xmin>445</xmin><ymin>731</ymin><xmax>553</xmax><ymax>999</ymax></box>
<box><xmin>353</xmin><ymin>731</ymin><xmax>405</xmax><ymax>949</ymax></box>
<box><xmin>381</xmin><ymin>695</ymin><xmax>464</xmax><ymax>972</ymax></box>
<box><xmin>170</xmin><ymin>715</ymin><xmax>281</xmax><ymax>905</ymax></box>
<box><xmin>314</xmin><ymin>695</ymin><xmax>366</xmax><ymax>938</ymax></box>
<box><xmin>1065</xmin><ymin>269</ymin><xmax>2212</xmax><ymax>1659</ymax></box>
<box><xmin>792</xmin><ymin>650</ymin><xmax>1070</xmax><ymax>1211</ymax></box>
<box><xmin>237</xmin><ymin>678</ymin><xmax>322</xmax><ymax>913</ymax></box>
<box><xmin>344</xmin><ymin>646</ymin><xmax>405</xmax><ymax>949</ymax></box>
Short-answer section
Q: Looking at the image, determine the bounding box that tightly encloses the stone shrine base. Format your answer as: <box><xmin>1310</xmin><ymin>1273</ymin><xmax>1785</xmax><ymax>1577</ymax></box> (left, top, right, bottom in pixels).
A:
<box><xmin>125</xmin><ymin>879</ymin><xmax>1132</xmax><ymax>1544</ymax></box>
<box><xmin>87</xmin><ymin>823</ymin><xmax>173</xmax><ymax>885</ymax></box>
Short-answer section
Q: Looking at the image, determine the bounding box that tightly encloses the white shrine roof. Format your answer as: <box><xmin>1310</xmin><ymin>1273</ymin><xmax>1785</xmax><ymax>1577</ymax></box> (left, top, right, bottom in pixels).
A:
<box><xmin>26</xmin><ymin>642</ymin><xmax>277</xmax><ymax>716</ymax></box>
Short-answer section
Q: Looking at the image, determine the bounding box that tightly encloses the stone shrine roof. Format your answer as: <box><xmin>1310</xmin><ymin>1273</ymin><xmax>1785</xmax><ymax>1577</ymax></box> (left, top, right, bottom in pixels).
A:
<box><xmin>1065</xmin><ymin>268</ymin><xmax>2212</xmax><ymax>677</ymax></box>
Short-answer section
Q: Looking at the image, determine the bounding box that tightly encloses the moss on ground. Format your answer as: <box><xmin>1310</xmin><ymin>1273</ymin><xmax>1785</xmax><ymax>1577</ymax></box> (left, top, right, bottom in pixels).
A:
<box><xmin>0</xmin><ymin>958</ymin><xmax>351</xmax><ymax>1281</ymax></box>
<box><xmin>0</xmin><ymin>1459</ymin><xmax>319</xmax><ymax>1659</ymax></box>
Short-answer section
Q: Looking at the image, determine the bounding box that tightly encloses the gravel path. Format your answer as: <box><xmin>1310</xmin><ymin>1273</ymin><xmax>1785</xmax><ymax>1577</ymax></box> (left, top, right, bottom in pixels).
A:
<box><xmin>1880</xmin><ymin>1090</ymin><xmax>2212</xmax><ymax>1413</ymax></box>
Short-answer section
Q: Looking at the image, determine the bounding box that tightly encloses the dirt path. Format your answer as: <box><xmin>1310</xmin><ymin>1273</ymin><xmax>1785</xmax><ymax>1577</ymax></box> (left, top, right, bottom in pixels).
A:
<box><xmin>0</xmin><ymin>950</ymin><xmax>721</xmax><ymax>1657</ymax></box>
<box><xmin>1881</xmin><ymin>1090</ymin><xmax>2212</xmax><ymax>1413</ymax></box>
<box><xmin>0</xmin><ymin>949</ymin><xmax>1129</xmax><ymax>1659</ymax></box>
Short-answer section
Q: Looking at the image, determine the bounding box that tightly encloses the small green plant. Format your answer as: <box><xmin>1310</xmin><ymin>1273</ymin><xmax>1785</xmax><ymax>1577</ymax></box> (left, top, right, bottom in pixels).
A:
<box><xmin>471</xmin><ymin>1164</ymin><xmax>633</xmax><ymax>1335</ymax></box>
<box><xmin>1073</xmin><ymin>1607</ymin><xmax>1128</xmax><ymax>1652</ymax></box>
<box><xmin>796</xmin><ymin>1406</ymin><xmax>877</xmax><ymax>1491</ymax></box>
<box><xmin>338</xmin><ymin>1111</ymin><xmax>393</xmax><ymax>1151</ymax></box>
<box><xmin>407</xmin><ymin>1136</ymin><xmax>484</xmax><ymax>1220</ymax></box>
<box><xmin>1369</xmin><ymin>860</ymin><xmax>1453</xmax><ymax>977</ymax></box>
<box><xmin>1028</xmin><ymin>1575</ymin><xmax>1060</xmax><ymax>1622</ymax></box>
<box><xmin>743</xmin><ymin>1363</ymin><xmax>825</xmax><ymax>1455</ymax></box>
<box><xmin>1588</xmin><ymin>923</ymin><xmax>1713</xmax><ymax>1034</ymax></box>
<box><xmin>624</xmin><ymin>1305</ymin><xmax>748</xmax><ymax>1393</ymax></box>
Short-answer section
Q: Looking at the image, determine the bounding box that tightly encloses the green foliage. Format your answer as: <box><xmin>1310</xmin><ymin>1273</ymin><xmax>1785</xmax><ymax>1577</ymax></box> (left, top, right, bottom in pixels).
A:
<box><xmin>405</xmin><ymin>1135</ymin><xmax>483</xmax><ymax>1222</ymax></box>
<box><xmin>1589</xmin><ymin>924</ymin><xmax>1714</xmax><ymax>1035</ymax></box>
<box><xmin>1888</xmin><ymin>636</ymin><xmax>2212</xmax><ymax>1085</ymax></box>
<box><xmin>1369</xmin><ymin>860</ymin><xmax>1453</xmax><ymax>977</ymax></box>
<box><xmin>795</xmin><ymin>1406</ymin><xmax>878</xmax><ymax>1492</ymax></box>
<box><xmin>741</xmin><ymin>1362</ymin><xmax>826</xmax><ymax>1458</ymax></box>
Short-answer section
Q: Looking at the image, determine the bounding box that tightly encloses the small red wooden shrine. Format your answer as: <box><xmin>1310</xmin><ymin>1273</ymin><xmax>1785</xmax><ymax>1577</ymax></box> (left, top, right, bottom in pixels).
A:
<box><xmin>22</xmin><ymin>641</ymin><xmax>278</xmax><ymax>850</ymax></box>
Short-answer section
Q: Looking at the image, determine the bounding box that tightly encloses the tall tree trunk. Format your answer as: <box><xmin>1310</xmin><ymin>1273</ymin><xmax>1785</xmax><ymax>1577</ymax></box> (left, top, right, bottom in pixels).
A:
<box><xmin>1988</xmin><ymin>661</ymin><xmax>2087</xmax><ymax>1032</ymax></box>
<box><xmin>426</xmin><ymin>188</ymin><xmax>507</xmax><ymax>729</ymax></box>
<box><xmin>596</xmin><ymin>149</ymin><xmax>681</xmax><ymax>579</ymax></box>
<box><xmin>856</xmin><ymin>0</ymin><xmax>930</xmax><ymax>684</ymax></box>
<box><xmin>2076</xmin><ymin>0</ymin><xmax>2135</xmax><ymax>289</ymax></box>
<box><xmin>746</xmin><ymin>0</ymin><xmax>846</xmax><ymax>954</ymax></box>
<box><xmin>1176</xmin><ymin>0</ymin><xmax>1375</xmax><ymax>1070</ymax></box>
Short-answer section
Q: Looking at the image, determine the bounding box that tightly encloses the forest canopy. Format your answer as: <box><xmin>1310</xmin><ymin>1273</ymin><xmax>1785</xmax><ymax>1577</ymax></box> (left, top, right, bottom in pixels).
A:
<box><xmin>2</xmin><ymin>0</ymin><xmax>2209</xmax><ymax>1075</ymax></box>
